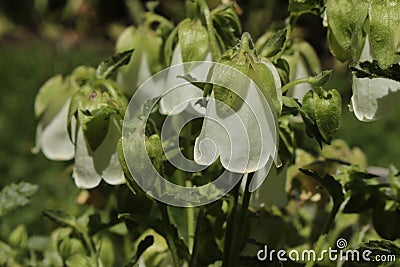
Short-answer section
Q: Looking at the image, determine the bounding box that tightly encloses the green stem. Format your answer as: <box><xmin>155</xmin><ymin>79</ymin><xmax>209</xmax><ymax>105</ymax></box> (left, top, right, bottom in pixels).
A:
<box><xmin>185</xmin><ymin>0</ymin><xmax>198</xmax><ymax>19</ymax></box>
<box><xmin>186</xmin><ymin>182</ymin><xmax>195</xmax><ymax>252</ymax></box>
<box><xmin>230</xmin><ymin>173</ymin><xmax>254</xmax><ymax>266</ymax></box>
<box><xmin>189</xmin><ymin>207</ymin><xmax>206</xmax><ymax>267</ymax></box>
<box><xmin>197</xmin><ymin>0</ymin><xmax>219</xmax><ymax>60</ymax></box>
<box><xmin>222</xmin><ymin>179</ymin><xmax>241</xmax><ymax>266</ymax></box>
<box><xmin>158</xmin><ymin>202</ymin><xmax>181</xmax><ymax>267</ymax></box>
<box><xmin>281</xmin><ymin>77</ymin><xmax>313</xmax><ymax>93</ymax></box>
<box><xmin>304</xmin><ymin>203</ymin><xmax>341</xmax><ymax>267</ymax></box>
<box><xmin>322</xmin><ymin>204</ymin><xmax>340</xmax><ymax>235</ymax></box>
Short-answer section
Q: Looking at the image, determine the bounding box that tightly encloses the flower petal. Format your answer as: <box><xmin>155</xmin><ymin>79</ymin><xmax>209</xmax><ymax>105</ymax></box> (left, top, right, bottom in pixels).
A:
<box><xmin>194</xmin><ymin>79</ymin><xmax>278</xmax><ymax>173</ymax></box>
<box><xmin>350</xmin><ymin>76</ymin><xmax>400</xmax><ymax>121</ymax></box>
<box><xmin>73</xmin><ymin>117</ymin><xmax>125</xmax><ymax>188</ymax></box>
<box><xmin>73</xmin><ymin>127</ymin><xmax>102</xmax><ymax>188</ymax></box>
<box><xmin>39</xmin><ymin>100</ymin><xmax>74</xmax><ymax>161</ymax></box>
<box><xmin>159</xmin><ymin>44</ymin><xmax>203</xmax><ymax>115</ymax></box>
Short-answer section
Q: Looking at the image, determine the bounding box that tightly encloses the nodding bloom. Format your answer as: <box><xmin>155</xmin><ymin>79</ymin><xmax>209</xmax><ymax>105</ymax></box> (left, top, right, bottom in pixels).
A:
<box><xmin>34</xmin><ymin>67</ymin><xmax>126</xmax><ymax>188</ymax></box>
<box><xmin>194</xmin><ymin>33</ymin><xmax>282</xmax><ymax>192</ymax></box>
<box><xmin>350</xmin><ymin>35</ymin><xmax>400</xmax><ymax>122</ymax></box>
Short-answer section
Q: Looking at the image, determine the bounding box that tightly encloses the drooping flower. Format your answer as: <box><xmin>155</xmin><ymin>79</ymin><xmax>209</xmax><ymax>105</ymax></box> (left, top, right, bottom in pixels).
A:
<box><xmin>33</xmin><ymin>75</ymin><xmax>77</xmax><ymax>160</ymax></box>
<box><xmin>350</xmin><ymin>35</ymin><xmax>400</xmax><ymax>122</ymax></box>
<box><xmin>194</xmin><ymin>33</ymin><xmax>282</xmax><ymax>192</ymax></box>
<box><xmin>34</xmin><ymin>66</ymin><xmax>127</xmax><ymax>188</ymax></box>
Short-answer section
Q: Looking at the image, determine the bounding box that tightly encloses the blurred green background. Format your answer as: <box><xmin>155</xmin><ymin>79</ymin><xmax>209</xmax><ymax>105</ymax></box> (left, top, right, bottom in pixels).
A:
<box><xmin>0</xmin><ymin>0</ymin><xmax>399</xmax><ymax>237</ymax></box>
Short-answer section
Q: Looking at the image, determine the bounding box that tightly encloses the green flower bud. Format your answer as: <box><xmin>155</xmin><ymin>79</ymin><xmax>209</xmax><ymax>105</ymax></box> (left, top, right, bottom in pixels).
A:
<box><xmin>9</xmin><ymin>225</ymin><xmax>28</xmax><ymax>249</ymax></box>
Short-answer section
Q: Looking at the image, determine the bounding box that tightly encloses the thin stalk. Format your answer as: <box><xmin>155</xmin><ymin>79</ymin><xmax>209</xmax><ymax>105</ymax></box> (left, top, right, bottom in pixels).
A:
<box><xmin>185</xmin><ymin>0</ymin><xmax>198</xmax><ymax>19</ymax></box>
<box><xmin>222</xmin><ymin>180</ymin><xmax>241</xmax><ymax>267</ymax></box>
<box><xmin>281</xmin><ymin>77</ymin><xmax>313</xmax><ymax>93</ymax></box>
<box><xmin>197</xmin><ymin>0</ymin><xmax>219</xmax><ymax>60</ymax></box>
<box><xmin>305</xmin><ymin>203</ymin><xmax>342</xmax><ymax>267</ymax></box>
<box><xmin>183</xmin><ymin>122</ymin><xmax>195</xmax><ymax>252</ymax></box>
<box><xmin>186</xmin><ymin>182</ymin><xmax>195</xmax><ymax>252</ymax></box>
<box><xmin>230</xmin><ymin>173</ymin><xmax>254</xmax><ymax>266</ymax></box>
<box><xmin>158</xmin><ymin>202</ymin><xmax>180</xmax><ymax>267</ymax></box>
<box><xmin>189</xmin><ymin>207</ymin><xmax>206</xmax><ymax>267</ymax></box>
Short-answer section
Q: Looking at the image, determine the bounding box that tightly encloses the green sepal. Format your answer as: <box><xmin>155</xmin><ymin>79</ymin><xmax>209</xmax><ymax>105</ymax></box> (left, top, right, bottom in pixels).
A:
<box><xmin>178</xmin><ymin>19</ymin><xmax>210</xmax><ymax>63</ymax></box>
<box><xmin>96</xmin><ymin>49</ymin><xmax>134</xmax><ymax>79</ymax></box>
<box><xmin>249</xmin><ymin>58</ymin><xmax>282</xmax><ymax>115</ymax></box>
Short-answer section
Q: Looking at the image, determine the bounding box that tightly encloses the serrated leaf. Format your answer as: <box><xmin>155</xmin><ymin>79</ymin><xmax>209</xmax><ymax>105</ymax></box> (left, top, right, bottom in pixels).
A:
<box><xmin>260</xmin><ymin>28</ymin><xmax>287</xmax><ymax>58</ymax></box>
<box><xmin>326</xmin><ymin>0</ymin><xmax>369</xmax><ymax>62</ymax></box>
<box><xmin>289</xmin><ymin>0</ymin><xmax>323</xmax><ymax>17</ymax></box>
<box><xmin>357</xmin><ymin>240</ymin><xmax>400</xmax><ymax>258</ymax></box>
<box><xmin>96</xmin><ymin>49</ymin><xmax>134</xmax><ymax>79</ymax></box>
<box><xmin>0</xmin><ymin>182</ymin><xmax>38</xmax><ymax>217</ymax></box>
<box><xmin>369</xmin><ymin>0</ymin><xmax>400</xmax><ymax>68</ymax></box>
<box><xmin>211</xmin><ymin>4</ymin><xmax>242</xmax><ymax>50</ymax></box>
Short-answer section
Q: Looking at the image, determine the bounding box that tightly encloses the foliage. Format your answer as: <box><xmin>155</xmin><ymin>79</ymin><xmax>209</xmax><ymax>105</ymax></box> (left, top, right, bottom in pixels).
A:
<box><xmin>2</xmin><ymin>0</ymin><xmax>400</xmax><ymax>267</ymax></box>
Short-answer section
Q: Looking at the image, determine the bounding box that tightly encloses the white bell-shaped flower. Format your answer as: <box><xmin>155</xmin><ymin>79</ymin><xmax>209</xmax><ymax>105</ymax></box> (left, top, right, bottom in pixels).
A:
<box><xmin>194</xmin><ymin>62</ymin><xmax>281</xmax><ymax>192</ymax></box>
<box><xmin>350</xmin><ymin>35</ymin><xmax>400</xmax><ymax>121</ymax></box>
<box><xmin>73</xmin><ymin>116</ymin><xmax>124</xmax><ymax>188</ymax></box>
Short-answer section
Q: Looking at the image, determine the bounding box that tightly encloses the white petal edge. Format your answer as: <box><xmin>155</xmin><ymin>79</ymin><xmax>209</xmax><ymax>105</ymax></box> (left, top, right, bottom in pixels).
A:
<box><xmin>39</xmin><ymin>99</ymin><xmax>75</xmax><ymax>161</ymax></box>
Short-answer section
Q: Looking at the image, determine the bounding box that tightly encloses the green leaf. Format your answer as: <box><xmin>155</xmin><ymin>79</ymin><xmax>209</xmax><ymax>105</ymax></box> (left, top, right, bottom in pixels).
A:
<box><xmin>211</xmin><ymin>4</ymin><xmax>242</xmax><ymax>50</ymax></box>
<box><xmin>123</xmin><ymin>235</ymin><xmax>154</xmax><ymax>267</ymax></box>
<box><xmin>343</xmin><ymin>188</ymin><xmax>381</xmax><ymax>213</ymax></box>
<box><xmin>250</xmin><ymin>59</ymin><xmax>282</xmax><ymax>115</ymax></box>
<box><xmin>8</xmin><ymin>225</ymin><xmax>28</xmax><ymax>249</ymax></box>
<box><xmin>372</xmin><ymin>205</ymin><xmax>400</xmax><ymax>240</ymax></box>
<box><xmin>281</xmin><ymin>96</ymin><xmax>300</xmax><ymax>116</ymax></box>
<box><xmin>300</xmin><ymin>90</ymin><xmax>324</xmax><ymax>146</ymax></box>
<box><xmin>43</xmin><ymin>210</ymin><xmax>78</xmax><ymax>229</ymax></box>
<box><xmin>96</xmin><ymin>49</ymin><xmax>134</xmax><ymax>79</ymax></box>
<box><xmin>299</xmin><ymin>169</ymin><xmax>344</xmax><ymax>206</ymax></box>
<box><xmin>212</xmin><ymin>58</ymin><xmax>250</xmax><ymax>115</ymax></box>
<box><xmin>369</xmin><ymin>0</ymin><xmax>400</xmax><ymax>68</ymax></box>
<box><xmin>351</xmin><ymin>60</ymin><xmax>400</xmax><ymax>82</ymax></box>
<box><xmin>178</xmin><ymin>19</ymin><xmax>209</xmax><ymax>63</ymax></box>
<box><xmin>260</xmin><ymin>28</ymin><xmax>287</xmax><ymax>58</ymax></box>
<box><xmin>289</xmin><ymin>0</ymin><xmax>323</xmax><ymax>17</ymax></box>
<box><xmin>310</xmin><ymin>70</ymin><xmax>332</xmax><ymax>87</ymax></box>
<box><xmin>314</xmin><ymin>89</ymin><xmax>342</xmax><ymax>144</ymax></box>
<box><xmin>0</xmin><ymin>182</ymin><xmax>38</xmax><ymax>217</ymax></box>
<box><xmin>326</xmin><ymin>0</ymin><xmax>369</xmax><ymax>62</ymax></box>
<box><xmin>357</xmin><ymin>240</ymin><xmax>400</xmax><ymax>259</ymax></box>
<box><xmin>296</xmin><ymin>40</ymin><xmax>321</xmax><ymax>75</ymax></box>
<box><xmin>164</xmin><ymin>26</ymin><xmax>179</xmax><ymax>66</ymax></box>
<box><xmin>301</xmin><ymin>89</ymin><xmax>342</xmax><ymax>145</ymax></box>
<box><xmin>275</xmin><ymin>58</ymin><xmax>290</xmax><ymax>86</ymax></box>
